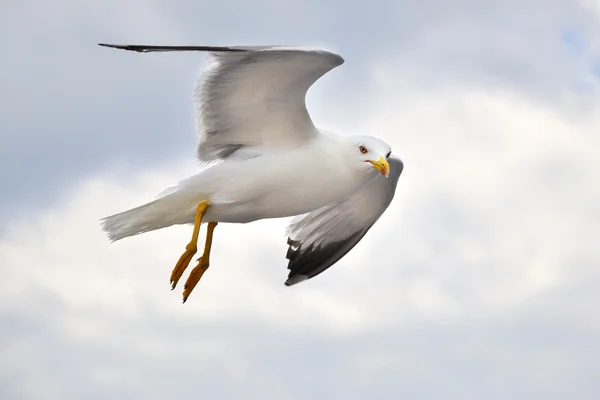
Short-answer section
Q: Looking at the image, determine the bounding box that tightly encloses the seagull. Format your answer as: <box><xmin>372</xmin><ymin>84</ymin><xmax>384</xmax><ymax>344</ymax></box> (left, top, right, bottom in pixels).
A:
<box><xmin>99</xmin><ymin>43</ymin><xmax>404</xmax><ymax>303</ymax></box>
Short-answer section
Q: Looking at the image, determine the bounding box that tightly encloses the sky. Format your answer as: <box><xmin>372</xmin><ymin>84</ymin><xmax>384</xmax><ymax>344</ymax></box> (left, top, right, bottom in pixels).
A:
<box><xmin>1</xmin><ymin>0</ymin><xmax>600</xmax><ymax>398</ymax></box>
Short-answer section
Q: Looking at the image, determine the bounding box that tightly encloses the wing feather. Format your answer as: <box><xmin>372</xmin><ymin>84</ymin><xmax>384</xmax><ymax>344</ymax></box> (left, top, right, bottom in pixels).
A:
<box><xmin>195</xmin><ymin>47</ymin><xmax>344</xmax><ymax>162</ymax></box>
<box><xmin>98</xmin><ymin>43</ymin><xmax>345</xmax><ymax>162</ymax></box>
<box><xmin>284</xmin><ymin>156</ymin><xmax>404</xmax><ymax>286</ymax></box>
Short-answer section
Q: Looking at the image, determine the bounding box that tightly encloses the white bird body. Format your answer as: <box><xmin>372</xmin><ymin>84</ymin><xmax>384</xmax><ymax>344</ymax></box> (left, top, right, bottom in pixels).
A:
<box><xmin>102</xmin><ymin>132</ymin><xmax>386</xmax><ymax>240</ymax></box>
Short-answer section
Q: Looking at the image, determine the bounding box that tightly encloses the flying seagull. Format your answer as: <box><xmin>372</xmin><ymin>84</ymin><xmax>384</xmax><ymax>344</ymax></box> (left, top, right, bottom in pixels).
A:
<box><xmin>99</xmin><ymin>43</ymin><xmax>404</xmax><ymax>303</ymax></box>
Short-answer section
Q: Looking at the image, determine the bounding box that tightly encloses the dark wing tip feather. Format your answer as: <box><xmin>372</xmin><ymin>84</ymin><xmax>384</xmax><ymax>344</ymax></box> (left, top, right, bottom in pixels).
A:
<box><xmin>97</xmin><ymin>43</ymin><xmax>248</xmax><ymax>53</ymax></box>
<box><xmin>284</xmin><ymin>229</ymin><xmax>370</xmax><ymax>286</ymax></box>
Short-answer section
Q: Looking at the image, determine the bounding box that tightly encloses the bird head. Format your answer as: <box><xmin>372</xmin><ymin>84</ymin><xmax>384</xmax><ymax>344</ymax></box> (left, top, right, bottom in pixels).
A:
<box><xmin>351</xmin><ymin>135</ymin><xmax>392</xmax><ymax>178</ymax></box>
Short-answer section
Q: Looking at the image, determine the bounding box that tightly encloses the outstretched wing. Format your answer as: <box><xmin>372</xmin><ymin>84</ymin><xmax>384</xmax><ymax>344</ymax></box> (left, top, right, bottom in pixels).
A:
<box><xmin>98</xmin><ymin>43</ymin><xmax>345</xmax><ymax>162</ymax></box>
<box><xmin>284</xmin><ymin>156</ymin><xmax>404</xmax><ymax>286</ymax></box>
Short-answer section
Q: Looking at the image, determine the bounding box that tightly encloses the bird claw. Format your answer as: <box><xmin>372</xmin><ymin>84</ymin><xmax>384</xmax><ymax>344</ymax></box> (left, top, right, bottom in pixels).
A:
<box><xmin>182</xmin><ymin>257</ymin><xmax>210</xmax><ymax>303</ymax></box>
<box><xmin>170</xmin><ymin>246</ymin><xmax>197</xmax><ymax>290</ymax></box>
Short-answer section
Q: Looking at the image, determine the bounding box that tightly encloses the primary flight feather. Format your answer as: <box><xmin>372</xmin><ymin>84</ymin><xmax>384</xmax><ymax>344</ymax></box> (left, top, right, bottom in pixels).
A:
<box><xmin>98</xmin><ymin>43</ymin><xmax>404</xmax><ymax>302</ymax></box>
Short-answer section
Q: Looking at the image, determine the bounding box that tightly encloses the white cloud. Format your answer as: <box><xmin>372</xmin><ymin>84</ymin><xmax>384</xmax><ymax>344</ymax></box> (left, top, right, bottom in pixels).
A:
<box><xmin>581</xmin><ymin>0</ymin><xmax>600</xmax><ymax>19</ymax></box>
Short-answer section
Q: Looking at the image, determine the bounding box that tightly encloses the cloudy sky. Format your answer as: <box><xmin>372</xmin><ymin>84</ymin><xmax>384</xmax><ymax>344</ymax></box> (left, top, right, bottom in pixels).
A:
<box><xmin>2</xmin><ymin>0</ymin><xmax>600</xmax><ymax>398</ymax></box>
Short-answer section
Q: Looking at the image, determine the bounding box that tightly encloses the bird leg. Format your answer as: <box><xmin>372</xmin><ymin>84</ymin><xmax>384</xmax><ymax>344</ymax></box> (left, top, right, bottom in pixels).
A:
<box><xmin>170</xmin><ymin>201</ymin><xmax>209</xmax><ymax>290</ymax></box>
<box><xmin>182</xmin><ymin>222</ymin><xmax>218</xmax><ymax>303</ymax></box>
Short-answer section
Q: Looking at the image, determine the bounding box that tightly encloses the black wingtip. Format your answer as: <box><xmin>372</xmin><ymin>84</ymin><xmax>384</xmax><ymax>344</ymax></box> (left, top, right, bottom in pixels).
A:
<box><xmin>97</xmin><ymin>43</ymin><xmax>154</xmax><ymax>52</ymax></box>
<box><xmin>98</xmin><ymin>43</ymin><xmax>121</xmax><ymax>49</ymax></box>
<box><xmin>97</xmin><ymin>43</ymin><xmax>248</xmax><ymax>53</ymax></box>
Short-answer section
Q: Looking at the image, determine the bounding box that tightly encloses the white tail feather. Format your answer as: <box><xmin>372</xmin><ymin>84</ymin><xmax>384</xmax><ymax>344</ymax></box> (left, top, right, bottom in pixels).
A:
<box><xmin>101</xmin><ymin>195</ymin><xmax>196</xmax><ymax>242</ymax></box>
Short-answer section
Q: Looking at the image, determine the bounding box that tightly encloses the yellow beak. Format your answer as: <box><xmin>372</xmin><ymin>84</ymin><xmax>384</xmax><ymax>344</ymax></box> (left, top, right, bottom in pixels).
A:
<box><xmin>368</xmin><ymin>156</ymin><xmax>390</xmax><ymax>177</ymax></box>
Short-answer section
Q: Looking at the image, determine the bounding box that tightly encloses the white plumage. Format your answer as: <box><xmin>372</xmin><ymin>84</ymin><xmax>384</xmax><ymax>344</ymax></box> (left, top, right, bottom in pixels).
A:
<box><xmin>98</xmin><ymin>43</ymin><xmax>404</xmax><ymax>295</ymax></box>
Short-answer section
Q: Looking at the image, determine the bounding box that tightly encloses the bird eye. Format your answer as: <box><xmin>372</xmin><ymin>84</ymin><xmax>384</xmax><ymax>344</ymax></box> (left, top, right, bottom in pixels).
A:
<box><xmin>359</xmin><ymin>146</ymin><xmax>368</xmax><ymax>154</ymax></box>
<box><xmin>386</xmin><ymin>151</ymin><xmax>391</xmax><ymax>159</ymax></box>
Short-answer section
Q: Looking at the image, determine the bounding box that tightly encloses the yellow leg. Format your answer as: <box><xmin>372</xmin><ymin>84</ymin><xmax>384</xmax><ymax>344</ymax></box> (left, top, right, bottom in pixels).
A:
<box><xmin>182</xmin><ymin>222</ymin><xmax>218</xmax><ymax>303</ymax></box>
<box><xmin>170</xmin><ymin>201</ymin><xmax>209</xmax><ymax>290</ymax></box>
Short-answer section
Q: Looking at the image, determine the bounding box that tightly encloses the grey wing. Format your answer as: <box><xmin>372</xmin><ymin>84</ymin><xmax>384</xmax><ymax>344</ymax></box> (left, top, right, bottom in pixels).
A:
<box><xmin>98</xmin><ymin>43</ymin><xmax>345</xmax><ymax>162</ymax></box>
<box><xmin>284</xmin><ymin>156</ymin><xmax>405</xmax><ymax>286</ymax></box>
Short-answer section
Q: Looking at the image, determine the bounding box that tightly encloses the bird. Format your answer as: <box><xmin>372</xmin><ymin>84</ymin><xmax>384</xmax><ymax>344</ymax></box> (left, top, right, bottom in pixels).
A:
<box><xmin>98</xmin><ymin>43</ymin><xmax>404</xmax><ymax>303</ymax></box>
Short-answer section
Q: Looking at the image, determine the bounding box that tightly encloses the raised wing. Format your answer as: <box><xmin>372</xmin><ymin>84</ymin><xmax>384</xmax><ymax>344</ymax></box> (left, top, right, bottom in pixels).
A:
<box><xmin>98</xmin><ymin>43</ymin><xmax>345</xmax><ymax>162</ymax></box>
<box><xmin>284</xmin><ymin>156</ymin><xmax>404</xmax><ymax>286</ymax></box>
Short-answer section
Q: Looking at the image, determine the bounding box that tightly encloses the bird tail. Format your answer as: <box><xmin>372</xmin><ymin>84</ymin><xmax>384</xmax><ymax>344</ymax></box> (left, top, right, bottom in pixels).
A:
<box><xmin>101</xmin><ymin>195</ymin><xmax>196</xmax><ymax>242</ymax></box>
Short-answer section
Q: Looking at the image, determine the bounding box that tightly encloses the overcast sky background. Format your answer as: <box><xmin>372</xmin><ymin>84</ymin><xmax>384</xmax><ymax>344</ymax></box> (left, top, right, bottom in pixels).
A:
<box><xmin>1</xmin><ymin>0</ymin><xmax>600</xmax><ymax>399</ymax></box>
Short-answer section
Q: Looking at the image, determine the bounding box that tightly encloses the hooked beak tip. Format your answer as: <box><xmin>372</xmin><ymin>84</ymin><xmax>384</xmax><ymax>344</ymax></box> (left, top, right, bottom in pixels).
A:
<box><xmin>368</xmin><ymin>156</ymin><xmax>390</xmax><ymax>178</ymax></box>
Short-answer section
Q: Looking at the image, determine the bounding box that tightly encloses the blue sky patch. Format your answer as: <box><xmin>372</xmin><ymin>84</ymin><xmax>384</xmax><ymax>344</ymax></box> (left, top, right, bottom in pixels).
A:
<box><xmin>561</xmin><ymin>28</ymin><xmax>588</xmax><ymax>57</ymax></box>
